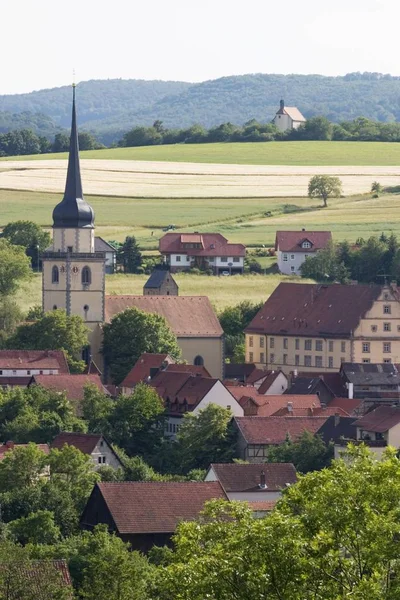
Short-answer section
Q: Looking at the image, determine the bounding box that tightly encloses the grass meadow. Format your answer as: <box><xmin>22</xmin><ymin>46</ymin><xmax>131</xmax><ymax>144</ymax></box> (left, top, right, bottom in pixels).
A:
<box><xmin>17</xmin><ymin>272</ymin><xmax>306</xmax><ymax>314</ymax></box>
<box><xmin>3</xmin><ymin>141</ymin><xmax>400</xmax><ymax>166</ymax></box>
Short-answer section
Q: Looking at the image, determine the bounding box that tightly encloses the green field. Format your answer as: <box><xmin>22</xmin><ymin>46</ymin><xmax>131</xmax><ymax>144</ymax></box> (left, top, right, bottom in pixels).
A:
<box><xmin>1</xmin><ymin>188</ymin><xmax>399</xmax><ymax>247</ymax></box>
<box><xmin>3</xmin><ymin>141</ymin><xmax>400</xmax><ymax>166</ymax></box>
<box><xmin>17</xmin><ymin>272</ymin><xmax>305</xmax><ymax>314</ymax></box>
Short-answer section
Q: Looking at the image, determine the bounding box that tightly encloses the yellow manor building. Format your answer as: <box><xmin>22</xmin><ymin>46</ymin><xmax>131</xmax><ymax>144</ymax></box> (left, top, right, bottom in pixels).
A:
<box><xmin>245</xmin><ymin>282</ymin><xmax>400</xmax><ymax>373</ymax></box>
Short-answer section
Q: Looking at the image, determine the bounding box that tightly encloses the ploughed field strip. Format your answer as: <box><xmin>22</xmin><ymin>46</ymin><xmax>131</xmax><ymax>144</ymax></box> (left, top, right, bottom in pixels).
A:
<box><xmin>1</xmin><ymin>159</ymin><xmax>400</xmax><ymax>197</ymax></box>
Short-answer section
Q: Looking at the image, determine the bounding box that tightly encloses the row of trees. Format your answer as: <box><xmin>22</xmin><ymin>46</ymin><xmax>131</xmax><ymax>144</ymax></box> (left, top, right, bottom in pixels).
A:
<box><xmin>0</xmin><ymin>129</ymin><xmax>103</xmax><ymax>157</ymax></box>
<box><xmin>118</xmin><ymin>116</ymin><xmax>400</xmax><ymax>147</ymax></box>
<box><xmin>301</xmin><ymin>233</ymin><xmax>400</xmax><ymax>283</ymax></box>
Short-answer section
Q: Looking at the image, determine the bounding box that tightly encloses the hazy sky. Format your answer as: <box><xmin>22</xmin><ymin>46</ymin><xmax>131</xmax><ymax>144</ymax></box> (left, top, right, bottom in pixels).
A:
<box><xmin>1</xmin><ymin>0</ymin><xmax>398</xmax><ymax>95</ymax></box>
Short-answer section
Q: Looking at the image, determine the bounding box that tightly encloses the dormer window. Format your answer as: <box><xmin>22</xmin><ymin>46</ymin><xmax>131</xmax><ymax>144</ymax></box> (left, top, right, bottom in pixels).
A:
<box><xmin>302</xmin><ymin>241</ymin><xmax>311</xmax><ymax>249</ymax></box>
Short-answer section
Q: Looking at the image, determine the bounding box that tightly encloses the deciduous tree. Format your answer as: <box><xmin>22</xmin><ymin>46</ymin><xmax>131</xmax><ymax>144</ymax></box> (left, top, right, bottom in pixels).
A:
<box><xmin>0</xmin><ymin>239</ymin><xmax>32</xmax><ymax>296</ymax></box>
<box><xmin>308</xmin><ymin>174</ymin><xmax>342</xmax><ymax>207</ymax></box>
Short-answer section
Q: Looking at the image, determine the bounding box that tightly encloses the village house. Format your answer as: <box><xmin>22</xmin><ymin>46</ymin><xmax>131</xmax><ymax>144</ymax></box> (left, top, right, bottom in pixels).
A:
<box><xmin>143</xmin><ymin>267</ymin><xmax>179</xmax><ymax>296</ymax></box>
<box><xmin>149</xmin><ymin>371</ymin><xmax>243</xmax><ymax>437</ymax></box>
<box><xmin>340</xmin><ymin>362</ymin><xmax>400</xmax><ymax>400</ymax></box>
<box><xmin>227</xmin><ymin>387</ymin><xmax>321</xmax><ymax>416</ymax></box>
<box><xmin>272</xmin><ymin>99</ymin><xmax>306</xmax><ymax>131</ymax></box>
<box><xmin>245</xmin><ymin>282</ymin><xmax>400</xmax><ymax>374</ymax></box>
<box><xmin>234</xmin><ymin>415</ymin><xmax>328</xmax><ymax>462</ymax></box>
<box><xmin>94</xmin><ymin>236</ymin><xmax>116</xmax><ymax>274</ymax></box>
<box><xmin>159</xmin><ymin>232</ymin><xmax>246</xmax><ymax>275</ymax></box>
<box><xmin>120</xmin><ymin>352</ymin><xmax>210</xmax><ymax>394</ymax></box>
<box><xmin>275</xmin><ymin>230</ymin><xmax>332</xmax><ymax>275</ymax></box>
<box><xmin>0</xmin><ymin>350</ymin><xmax>69</xmax><ymax>388</ymax></box>
<box><xmin>51</xmin><ymin>432</ymin><xmax>123</xmax><ymax>470</ymax></box>
<box><xmin>28</xmin><ymin>373</ymin><xmax>109</xmax><ymax>415</ymax></box>
<box><xmin>105</xmin><ymin>296</ymin><xmax>224</xmax><ymax>379</ymax></box>
<box><xmin>80</xmin><ymin>481</ymin><xmax>227</xmax><ymax>552</ymax></box>
<box><xmin>2</xmin><ymin>559</ymin><xmax>73</xmax><ymax>599</ymax></box>
<box><xmin>285</xmin><ymin>374</ymin><xmax>337</xmax><ymax>405</ymax></box>
<box><xmin>205</xmin><ymin>462</ymin><xmax>297</xmax><ymax>503</ymax></box>
<box><xmin>0</xmin><ymin>440</ymin><xmax>50</xmax><ymax>460</ymax></box>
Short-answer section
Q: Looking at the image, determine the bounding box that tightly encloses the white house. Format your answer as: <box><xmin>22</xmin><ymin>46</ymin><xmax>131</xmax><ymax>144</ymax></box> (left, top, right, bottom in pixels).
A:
<box><xmin>95</xmin><ymin>237</ymin><xmax>117</xmax><ymax>274</ymax></box>
<box><xmin>273</xmin><ymin>99</ymin><xmax>306</xmax><ymax>131</ymax></box>
<box><xmin>275</xmin><ymin>230</ymin><xmax>332</xmax><ymax>275</ymax></box>
<box><xmin>51</xmin><ymin>432</ymin><xmax>123</xmax><ymax>470</ymax></box>
<box><xmin>149</xmin><ymin>371</ymin><xmax>244</xmax><ymax>438</ymax></box>
<box><xmin>205</xmin><ymin>462</ymin><xmax>297</xmax><ymax>502</ymax></box>
<box><xmin>159</xmin><ymin>232</ymin><xmax>246</xmax><ymax>275</ymax></box>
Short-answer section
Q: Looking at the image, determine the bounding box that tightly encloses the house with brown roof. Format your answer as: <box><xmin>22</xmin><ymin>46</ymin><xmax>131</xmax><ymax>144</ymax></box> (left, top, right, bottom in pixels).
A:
<box><xmin>149</xmin><ymin>371</ymin><xmax>244</xmax><ymax>437</ymax></box>
<box><xmin>0</xmin><ymin>350</ymin><xmax>70</xmax><ymax>389</ymax></box>
<box><xmin>28</xmin><ymin>374</ymin><xmax>109</xmax><ymax>415</ymax></box>
<box><xmin>234</xmin><ymin>415</ymin><xmax>328</xmax><ymax>462</ymax></box>
<box><xmin>355</xmin><ymin>405</ymin><xmax>400</xmax><ymax>448</ymax></box>
<box><xmin>275</xmin><ymin>230</ymin><xmax>332</xmax><ymax>275</ymax></box>
<box><xmin>143</xmin><ymin>266</ymin><xmax>179</xmax><ymax>296</ymax></box>
<box><xmin>273</xmin><ymin>99</ymin><xmax>306</xmax><ymax>132</ymax></box>
<box><xmin>105</xmin><ymin>295</ymin><xmax>224</xmax><ymax>379</ymax></box>
<box><xmin>120</xmin><ymin>352</ymin><xmax>211</xmax><ymax>393</ymax></box>
<box><xmin>205</xmin><ymin>462</ymin><xmax>297</xmax><ymax>502</ymax></box>
<box><xmin>245</xmin><ymin>282</ymin><xmax>400</xmax><ymax>374</ymax></box>
<box><xmin>227</xmin><ymin>388</ymin><xmax>321</xmax><ymax>417</ymax></box>
<box><xmin>0</xmin><ymin>559</ymin><xmax>73</xmax><ymax>599</ymax></box>
<box><xmin>80</xmin><ymin>481</ymin><xmax>227</xmax><ymax>552</ymax></box>
<box><xmin>51</xmin><ymin>432</ymin><xmax>123</xmax><ymax>470</ymax></box>
<box><xmin>159</xmin><ymin>232</ymin><xmax>246</xmax><ymax>275</ymax></box>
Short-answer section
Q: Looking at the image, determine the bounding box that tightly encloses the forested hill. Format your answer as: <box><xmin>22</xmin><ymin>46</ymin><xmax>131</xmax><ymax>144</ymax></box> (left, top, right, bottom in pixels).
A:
<box><xmin>2</xmin><ymin>73</ymin><xmax>400</xmax><ymax>144</ymax></box>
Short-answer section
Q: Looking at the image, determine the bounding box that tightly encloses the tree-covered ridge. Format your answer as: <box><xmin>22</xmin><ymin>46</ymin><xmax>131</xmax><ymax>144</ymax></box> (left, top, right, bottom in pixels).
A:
<box><xmin>2</xmin><ymin>73</ymin><xmax>400</xmax><ymax>144</ymax></box>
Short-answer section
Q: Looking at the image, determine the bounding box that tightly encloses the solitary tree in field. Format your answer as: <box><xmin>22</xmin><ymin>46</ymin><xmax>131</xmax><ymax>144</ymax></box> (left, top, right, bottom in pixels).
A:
<box><xmin>308</xmin><ymin>174</ymin><xmax>342</xmax><ymax>207</ymax></box>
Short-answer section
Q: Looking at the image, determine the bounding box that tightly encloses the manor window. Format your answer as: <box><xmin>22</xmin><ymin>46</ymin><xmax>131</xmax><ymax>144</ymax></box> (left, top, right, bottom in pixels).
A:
<box><xmin>52</xmin><ymin>266</ymin><xmax>59</xmax><ymax>284</ymax></box>
<box><xmin>82</xmin><ymin>266</ymin><xmax>91</xmax><ymax>285</ymax></box>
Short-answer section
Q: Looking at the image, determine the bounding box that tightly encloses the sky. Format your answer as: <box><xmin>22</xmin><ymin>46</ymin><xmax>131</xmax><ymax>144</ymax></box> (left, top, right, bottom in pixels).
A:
<box><xmin>1</xmin><ymin>0</ymin><xmax>398</xmax><ymax>95</ymax></box>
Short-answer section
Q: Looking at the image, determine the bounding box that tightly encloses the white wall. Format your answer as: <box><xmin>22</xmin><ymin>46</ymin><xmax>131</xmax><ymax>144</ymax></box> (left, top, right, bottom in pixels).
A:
<box><xmin>277</xmin><ymin>249</ymin><xmax>311</xmax><ymax>275</ymax></box>
<box><xmin>91</xmin><ymin>438</ymin><xmax>122</xmax><ymax>470</ymax></box>
<box><xmin>261</xmin><ymin>372</ymin><xmax>288</xmax><ymax>395</ymax></box>
<box><xmin>193</xmin><ymin>381</ymin><xmax>244</xmax><ymax>416</ymax></box>
<box><xmin>273</xmin><ymin>113</ymin><xmax>292</xmax><ymax>131</ymax></box>
<box><xmin>214</xmin><ymin>256</ymin><xmax>244</xmax><ymax>268</ymax></box>
<box><xmin>0</xmin><ymin>368</ymin><xmax>59</xmax><ymax>376</ymax></box>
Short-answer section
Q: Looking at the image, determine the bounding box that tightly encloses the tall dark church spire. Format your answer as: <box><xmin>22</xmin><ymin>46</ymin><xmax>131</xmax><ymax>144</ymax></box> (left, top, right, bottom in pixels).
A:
<box><xmin>52</xmin><ymin>85</ymin><xmax>94</xmax><ymax>229</ymax></box>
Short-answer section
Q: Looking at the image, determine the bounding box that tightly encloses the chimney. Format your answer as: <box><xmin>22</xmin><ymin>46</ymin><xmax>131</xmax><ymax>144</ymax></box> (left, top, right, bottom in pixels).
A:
<box><xmin>280</xmin><ymin>99</ymin><xmax>284</xmax><ymax>110</ymax></box>
<box><xmin>334</xmin><ymin>413</ymin><xmax>340</xmax><ymax>427</ymax></box>
<box><xmin>287</xmin><ymin>402</ymin><xmax>293</xmax><ymax>413</ymax></box>
<box><xmin>348</xmin><ymin>382</ymin><xmax>354</xmax><ymax>400</ymax></box>
<box><xmin>5</xmin><ymin>441</ymin><xmax>14</xmax><ymax>449</ymax></box>
<box><xmin>302</xmin><ymin>228</ymin><xmax>305</xmax><ymax>232</ymax></box>
<box><xmin>259</xmin><ymin>470</ymin><xmax>267</xmax><ymax>489</ymax></box>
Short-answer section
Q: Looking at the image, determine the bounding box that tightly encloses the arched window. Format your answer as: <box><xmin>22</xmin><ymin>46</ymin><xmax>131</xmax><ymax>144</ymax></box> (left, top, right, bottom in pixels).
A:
<box><xmin>52</xmin><ymin>266</ymin><xmax>59</xmax><ymax>284</ymax></box>
<box><xmin>194</xmin><ymin>355</ymin><xmax>204</xmax><ymax>366</ymax></box>
<box><xmin>82</xmin><ymin>266</ymin><xmax>91</xmax><ymax>285</ymax></box>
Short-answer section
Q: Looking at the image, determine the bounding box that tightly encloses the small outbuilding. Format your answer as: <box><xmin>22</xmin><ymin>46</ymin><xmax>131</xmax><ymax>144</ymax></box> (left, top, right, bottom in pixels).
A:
<box><xmin>143</xmin><ymin>267</ymin><xmax>179</xmax><ymax>296</ymax></box>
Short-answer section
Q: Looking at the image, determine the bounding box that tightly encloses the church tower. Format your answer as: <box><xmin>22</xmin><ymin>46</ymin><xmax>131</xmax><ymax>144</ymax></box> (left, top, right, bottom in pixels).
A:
<box><xmin>42</xmin><ymin>86</ymin><xmax>105</xmax><ymax>361</ymax></box>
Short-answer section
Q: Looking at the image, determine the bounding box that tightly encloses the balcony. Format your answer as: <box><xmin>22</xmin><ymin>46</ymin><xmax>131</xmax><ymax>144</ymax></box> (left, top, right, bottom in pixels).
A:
<box><xmin>41</xmin><ymin>251</ymin><xmax>106</xmax><ymax>260</ymax></box>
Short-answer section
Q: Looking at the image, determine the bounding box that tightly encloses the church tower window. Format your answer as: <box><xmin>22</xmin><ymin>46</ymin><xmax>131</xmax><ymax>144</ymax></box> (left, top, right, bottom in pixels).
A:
<box><xmin>52</xmin><ymin>266</ymin><xmax>59</xmax><ymax>283</ymax></box>
<box><xmin>82</xmin><ymin>266</ymin><xmax>91</xmax><ymax>285</ymax></box>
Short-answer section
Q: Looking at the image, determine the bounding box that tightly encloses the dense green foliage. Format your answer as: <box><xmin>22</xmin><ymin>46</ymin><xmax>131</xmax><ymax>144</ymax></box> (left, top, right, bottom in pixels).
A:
<box><xmin>219</xmin><ymin>300</ymin><xmax>263</xmax><ymax>360</ymax></box>
<box><xmin>0</xmin><ymin>239</ymin><xmax>32</xmax><ymax>296</ymax></box>
<box><xmin>0</xmin><ymin>129</ymin><xmax>102</xmax><ymax>157</ymax></box>
<box><xmin>116</xmin><ymin>235</ymin><xmax>142</xmax><ymax>273</ymax></box>
<box><xmin>2</xmin><ymin>220</ymin><xmax>51</xmax><ymax>269</ymax></box>
<box><xmin>267</xmin><ymin>431</ymin><xmax>334</xmax><ymax>473</ymax></box>
<box><xmin>102</xmin><ymin>307</ymin><xmax>181</xmax><ymax>384</ymax></box>
<box><xmin>308</xmin><ymin>174</ymin><xmax>343</xmax><ymax>207</ymax></box>
<box><xmin>7</xmin><ymin>310</ymin><xmax>88</xmax><ymax>373</ymax></box>
<box><xmin>301</xmin><ymin>233</ymin><xmax>400</xmax><ymax>284</ymax></box>
<box><xmin>159</xmin><ymin>446</ymin><xmax>400</xmax><ymax>599</ymax></box>
<box><xmin>3</xmin><ymin>73</ymin><xmax>400</xmax><ymax>145</ymax></box>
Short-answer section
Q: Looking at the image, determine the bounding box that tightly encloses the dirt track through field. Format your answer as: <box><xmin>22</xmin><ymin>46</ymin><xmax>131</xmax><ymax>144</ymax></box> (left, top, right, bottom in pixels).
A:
<box><xmin>0</xmin><ymin>160</ymin><xmax>399</xmax><ymax>198</ymax></box>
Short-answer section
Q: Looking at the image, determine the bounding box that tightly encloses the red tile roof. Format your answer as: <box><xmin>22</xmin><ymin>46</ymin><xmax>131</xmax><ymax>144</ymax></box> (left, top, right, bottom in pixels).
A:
<box><xmin>150</xmin><ymin>372</ymin><xmax>219</xmax><ymax>410</ymax></box>
<box><xmin>258</xmin><ymin>371</ymin><xmax>287</xmax><ymax>394</ymax></box>
<box><xmin>159</xmin><ymin>232</ymin><xmax>246</xmax><ymax>257</ymax></box>
<box><xmin>235</xmin><ymin>416</ymin><xmax>329</xmax><ymax>444</ymax></box>
<box><xmin>51</xmin><ymin>432</ymin><xmax>102</xmax><ymax>455</ymax></box>
<box><xmin>247</xmin><ymin>500</ymin><xmax>277</xmax><ymax>512</ymax></box>
<box><xmin>10</xmin><ymin>560</ymin><xmax>72</xmax><ymax>599</ymax></box>
<box><xmin>0</xmin><ymin>441</ymin><xmax>50</xmax><ymax>459</ymax></box>
<box><xmin>105</xmin><ymin>295</ymin><xmax>223</xmax><ymax>338</ymax></box>
<box><xmin>275</xmin><ymin>231</ymin><xmax>331</xmax><ymax>253</ymax></box>
<box><xmin>209</xmin><ymin>462</ymin><xmax>297</xmax><ymax>492</ymax></box>
<box><xmin>121</xmin><ymin>353</ymin><xmax>211</xmax><ymax>388</ymax></box>
<box><xmin>30</xmin><ymin>374</ymin><xmax>109</xmax><ymax>402</ymax></box>
<box><xmin>272</xmin><ymin>405</ymin><xmax>349</xmax><ymax>417</ymax></box>
<box><xmin>328</xmin><ymin>397</ymin><xmax>363</xmax><ymax>416</ymax></box>
<box><xmin>0</xmin><ymin>350</ymin><xmax>69</xmax><ymax>373</ymax></box>
<box><xmin>245</xmin><ymin>282</ymin><xmax>381</xmax><ymax>337</ymax></box>
<box><xmin>0</xmin><ymin>377</ymin><xmax>32</xmax><ymax>387</ymax></box>
<box><xmin>355</xmin><ymin>405</ymin><xmax>400</xmax><ymax>433</ymax></box>
<box><xmin>95</xmin><ymin>481</ymin><xmax>227</xmax><ymax>534</ymax></box>
<box><xmin>228</xmin><ymin>388</ymin><xmax>320</xmax><ymax>416</ymax></box>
